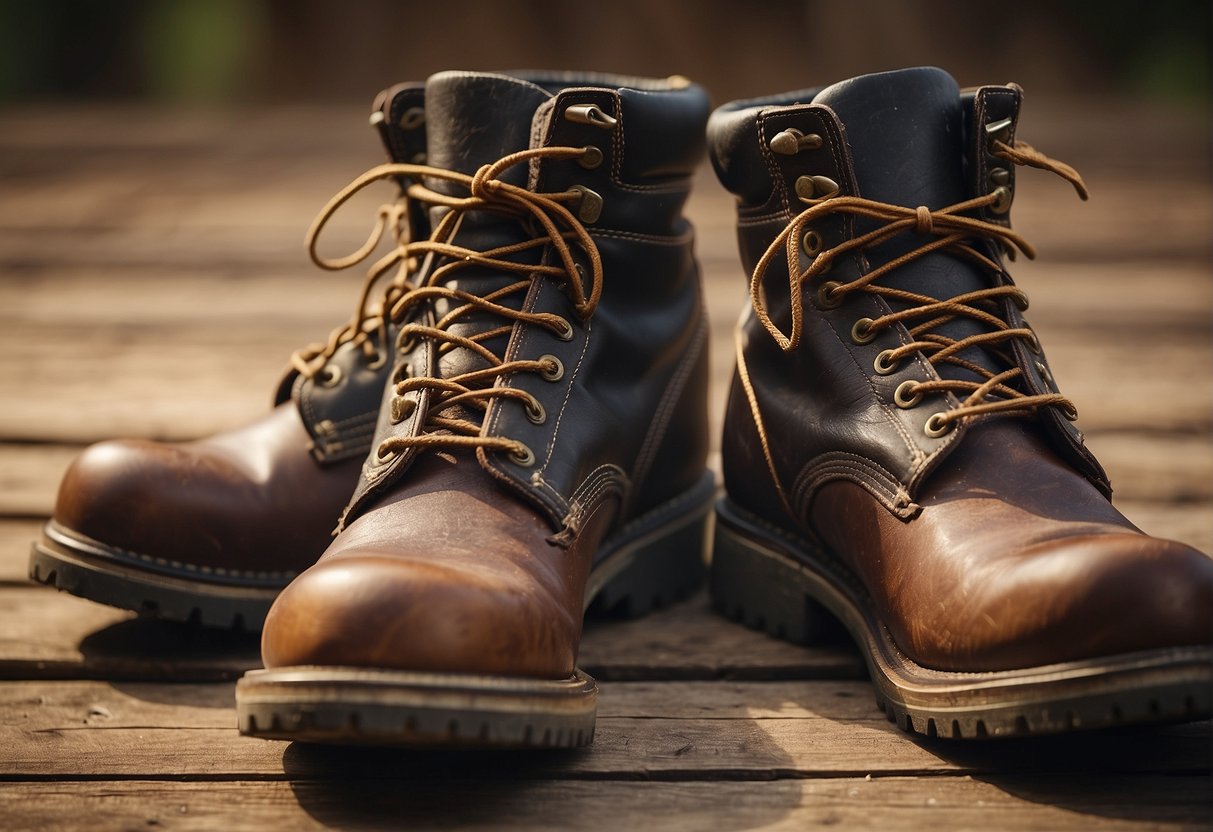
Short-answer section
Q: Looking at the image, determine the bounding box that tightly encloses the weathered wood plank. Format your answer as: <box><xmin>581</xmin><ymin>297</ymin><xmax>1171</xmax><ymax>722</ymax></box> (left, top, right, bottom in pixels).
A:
<box><xmin>0</xmin><ymin>588</ymin><xmax>863</xmax><ymax>683</ymax></box>
<box><xmin>0</xmin><ymin>776</ymin><xmax>1207</xmax><ymax>831</ymax></box>
<box><xmin>2</xmin><ymin>164</ymin><xmax>1207</xmax><ymax>266</ymax></box>
<box><xmin>1</xmin><ymin>680</ymin><xmax>1208</xmax><ymax>779</ymax></box>
<box><xmin>0</xmin><ymin>518</ymin><xmax>41</xmax><ymax>583</ymax></box>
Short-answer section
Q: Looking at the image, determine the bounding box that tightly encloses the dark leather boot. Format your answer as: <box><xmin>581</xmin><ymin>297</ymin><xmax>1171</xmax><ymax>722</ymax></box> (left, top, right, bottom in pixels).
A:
<box><xmin>29</xmin><ymin>83</ymin><xmax>429</xmax><ymax>629</ymax></box>
<box><xmin>235</xmin><ymin>70</ymin><xmax>714</xmax><ymax>748</ymax></box>
<box><xmin>707</xmin><ymin>67</ymin><xmax>1213</xmax><ymax>738</ymax></box>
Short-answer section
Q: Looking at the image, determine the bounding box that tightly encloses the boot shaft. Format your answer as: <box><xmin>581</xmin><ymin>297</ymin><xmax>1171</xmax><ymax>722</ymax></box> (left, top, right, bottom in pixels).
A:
<box><xmin>343</xmin><ymin>71</ymin><xmax>712</xmax><ymax>537</ymax></box>
<box><xmin>708</xmin><ymin>67</ymin><xmax>1107</xmax><ymax>525</ymax></box>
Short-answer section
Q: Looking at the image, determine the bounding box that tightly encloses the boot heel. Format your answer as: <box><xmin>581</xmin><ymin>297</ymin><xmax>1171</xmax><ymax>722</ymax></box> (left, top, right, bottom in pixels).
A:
<box><xmin>710</xmin><ymin>517</ymin><xmax>836</xmax><ymax>645</ymax></box>
<box><xmin>587</xmin><ymin>488</ymin><xmax>713</xmax><ymax>619</ymax></box>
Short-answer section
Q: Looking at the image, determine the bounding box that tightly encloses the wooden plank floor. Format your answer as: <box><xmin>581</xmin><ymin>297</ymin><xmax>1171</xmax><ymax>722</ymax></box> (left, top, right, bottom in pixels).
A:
<box><xmin>0</xmin><ymin>97</ymin><xmax>1210</xmax><ymax>829</ymax></box>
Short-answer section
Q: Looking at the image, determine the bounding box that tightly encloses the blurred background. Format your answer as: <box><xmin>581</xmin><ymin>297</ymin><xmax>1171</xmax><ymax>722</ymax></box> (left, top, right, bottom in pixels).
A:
<box><xmin>0</xmin><ymin>0</ymin><xmax>1209</xmax><ymax>106</ymax></box>
<box><xmin>0</xmin><ymin>0</ymin><xmax>1209</xmax><ymax>554</ymax></box>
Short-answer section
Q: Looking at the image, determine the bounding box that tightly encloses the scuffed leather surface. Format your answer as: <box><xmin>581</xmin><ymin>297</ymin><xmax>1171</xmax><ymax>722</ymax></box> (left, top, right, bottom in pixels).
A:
<box><xmin>54</xmin><ymin>404</ymin><xmax>363</xmax><ymax>576</ymax></box>
<box><xmin>710</xmin><ymin>67</ymin><xmax>1212</xmax><ymax>672</ymax></box>
<box><xmin>809</xmin><ymin>421</ymin><xmax>1213</xmax><ymax>670</ymax></box>
<box><xmin>344</xmin><ymin>72</ymin><xmax>711</xmax><ymax>534</ymax></box>
<box><xmin>262</xmin><ymin>453</ymin><xmax>608</xmax><ymax>677</ymax></box>
<box><xmin>53</xmin><ymin>83</ymin><xmax>428</xmax><ymax>578</ymax></box>
<box><xmin>265</xmin><ymin>72</ymin><xmax>712</xmax><ymax>680</ymax></box>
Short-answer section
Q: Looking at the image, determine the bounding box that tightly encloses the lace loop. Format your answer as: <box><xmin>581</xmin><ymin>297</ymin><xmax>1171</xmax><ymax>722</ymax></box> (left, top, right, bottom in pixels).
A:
<box><xmin>751</xmin><ymin>137</ymin><xmax>1084</xmax><ymax>428</ymax></box>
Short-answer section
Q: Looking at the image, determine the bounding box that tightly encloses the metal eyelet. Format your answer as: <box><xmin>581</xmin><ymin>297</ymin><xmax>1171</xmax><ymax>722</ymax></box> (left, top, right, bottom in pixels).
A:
<box><xmin>399</xmin><ymin>107</ymin><xmax>426</xmax><ymax>130</ymax></box>
<box><xmin>539</xmin><ymin>355</ymin><xmax>564</xmax><ymax>382</ymax></box>
<box><xmin>509</xmin><ymin>444</ymin><xmax>536</xmax><ymax>467</ymax></box>
<box><xmin>990</xmin><ymin>185</ymin><xmax>1013</xmax><ymax>214</ymax></box>
<box><xmin>1060</xmin><ymin>402</ymin><xmax>1079</xmax><ymax>421</ymax></box>
<box><xmin>873</xmin><ymin>349</ymin><xmax>901</xmax><ymax>375</ymax></box>
<box><xmin>1024</xmin><ymin>331</ymin><xmax>1042</xmax><ymax>355</ymax></box>
<box><xmin>392</xmin><ymin>361</ymin><xmax>413</xmax><ymax>384</ymax></box>
<box><xmin>817</xmin><ymin>280</ymin><xmax>843</xmax><ymax>310</ymax></box>
<box><xmin>524</xmin><ymin>397</ymin><xmax>547</xmax><ymax>425</ymax></box>
<box><xmin>1035</xmin><ymin>360</ymin><xmax>1055</xmax><ymax>386</ymax></box>
<box><xmin>801</xmin><ymin>229</ymin><xmax>824</xmax><ymax>257</ymax></box>
<box><xmin>771</xmin><ymin>129</ymin><xmax>823</xmax><ymax>155</ymax></box>
<box><xmin>893</xmin><ymin>380</ymin><xmax>923</xmax><ymax>409</ymax></box>
<box><xmin>578</xmin><ymin>146</ymin><xmax>603</xmax><ymax>170</ymax></box>
<box><xmin>924</xmin><ymin>412</ymin><xmax>954</xmax><ymax>438</ymax></box>
<box><xmin>396</xmin><ymin>331</ymin><xmax>417</xmax><ymax>354</ymax></box>
<box><xmin>564</xmin><ymin>104</ymin><xmax>618</xmax><ymax>129</ymax></box>
<box><xmin>316</xmin><ymin>364</ymin><xmax>343</xmax><ymax>388</ymax></box>
<box><xmin>389</xmin><ymin>396</ymin><xmax>416</xmax><ymax>425</ymax></box>
<box><xmin>571</xmin><ymin>185</ymin><xmax>603</xmax><ymax>224</ymax></box>
<box><xmin>553</xmin><ymin>317</ymin><xmax>575</xmax><ymax>342</ymax></box>
<box><xmin>794</xmin><ymin>175</ymin><xmax>840</xmax><ymax>201</ymax></box>
<box><xmin>368</xmin><ymin>442</ymin><xmax>398</xmax><ymax>468</ymax></box>
<box><xmin>850</xmin><ymin>317</ymin><xmax>877</xmax><ymax>345</ymax></box>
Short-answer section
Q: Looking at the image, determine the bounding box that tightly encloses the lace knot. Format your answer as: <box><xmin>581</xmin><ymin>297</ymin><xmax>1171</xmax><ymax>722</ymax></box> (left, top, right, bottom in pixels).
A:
<box><xmin>914</xmin><ymin>205</ymin><xmax>933</xmax><ymax>235</ymax></box>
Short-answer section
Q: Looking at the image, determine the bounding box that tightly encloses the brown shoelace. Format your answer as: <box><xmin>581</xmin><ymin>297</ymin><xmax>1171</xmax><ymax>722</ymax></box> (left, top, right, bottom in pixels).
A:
<box><xmin>303</xmin><ymin>146</ymin><xmax>603</xmax><ymax>464</ymax></box>
<box><xmin>751</xmin><ymin>139</ymin><xmax>1087</xmax><ymax>433</ymax></box>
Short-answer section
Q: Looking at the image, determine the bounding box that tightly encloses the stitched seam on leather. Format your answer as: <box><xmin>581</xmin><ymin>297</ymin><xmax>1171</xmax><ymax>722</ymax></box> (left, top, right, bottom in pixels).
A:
<box><xmin>605</xmin><ymin>94</ymin><xmax>681</xmax><ymax>194</ymax></box>
<box><xmin>807</xmin><ymin>115</ymin><xmax>934</xmax><ymax>485</ymax></box>
<box><xmin>533</xmin><ymin>316</ymin><xmax>592</xmax><ymax>484</ymax></box>
<box><xmin>737</xmin><ymin>212</ymin><xmax>790</xmax><ymax>226</ymax></box>
<box><xmin>755</xmin><ymin>111</ymin><xmax>793</xmax><ymax>218</ymax></box>
<box><xmin>791</xmin><ymin>452</ymin><xmax>912</xmax><ymax>518</ymax></box>
<box><xmin>733</xmin><ymin>327</ymin><xmax>796</xmax><ymax>519</ymax></box>
<box><xmin>325</xmin><ymin>409</ymin><xmax>379</xmax><ymax>433</ymax></box>
<box><xmin>565</xmin><ymin>463</ymin><xmax>630</xmax><ymax>530</ymax></box>
<box><xmin>589</xmin><ymin>228</ymin><xmax>693</xmax><ymax>245</ymax></box>
<box><xmin>629</xmin><ymin>305</ymin><xmax>707</xmax><ymax>508</ymax></box>
<box><xmin>46</xmin><ymin>521</ymin><xmax>297</xmax><ymax>581</ymax></box>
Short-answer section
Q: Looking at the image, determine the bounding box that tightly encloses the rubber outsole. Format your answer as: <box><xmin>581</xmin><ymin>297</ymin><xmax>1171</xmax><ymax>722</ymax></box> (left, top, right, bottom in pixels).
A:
<box><xmin>235</xmin><ymin>471</ymin><xmax>718</xmax><ymax>748</ymax></box>
<box><xmin>29</xmin><ymin>522</ymin><xmax>286</xmax><ymax>631</ymax></box>
<box><xmin>237</xmin><ymin>667</ymin><xmax>598</xmax><ymax>748</ymax></box>
<box><xmin>710</xmin><ymin>498</ymin><xmax>1213</xmax><ymax>740</ymax></box>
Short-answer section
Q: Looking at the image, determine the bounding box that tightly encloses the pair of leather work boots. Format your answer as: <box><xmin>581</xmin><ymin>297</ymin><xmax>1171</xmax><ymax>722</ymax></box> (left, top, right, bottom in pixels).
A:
<box><xmin>33</xmin><ymin>68</ymin><xmax>1213</xmax><ymax>747</ymax></box>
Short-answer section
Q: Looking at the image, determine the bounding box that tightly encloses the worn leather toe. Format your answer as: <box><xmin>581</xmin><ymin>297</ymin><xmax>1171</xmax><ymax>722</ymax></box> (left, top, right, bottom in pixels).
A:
<box><xmin>52</xmin><ymin>405</ymin><xmax>361</xmax><ymax>575</ymax></box>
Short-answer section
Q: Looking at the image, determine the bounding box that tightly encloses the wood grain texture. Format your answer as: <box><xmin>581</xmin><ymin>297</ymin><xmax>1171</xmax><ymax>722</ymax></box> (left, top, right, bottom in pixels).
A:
<box><xmin>0</xmin><ymin>588</ymin><xmax>863</xmax><ymax>683</ymax></box>
<box><xmin>0</xmin><ymin>99</ymin><xmax>1209</xmax><ymax>829</ymax></box>
<box><xmin>0</xmin><ymin>776</ymin><xmax>1208</xmax><ymax>832</ymax></box>
<box><xmin>2</xmin><ymin>680</ymin><xmax>1208</xmax><ymax>779</ymax></box>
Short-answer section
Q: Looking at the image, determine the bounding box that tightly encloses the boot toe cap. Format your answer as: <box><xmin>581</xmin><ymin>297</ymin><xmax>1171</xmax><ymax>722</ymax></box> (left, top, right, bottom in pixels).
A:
<box><xmin>53</xmin><ymin>439</ymin><xmax>195</xmax><ymax>549</ymax></box>
<box><xmin>909</xmin><ymin>533</ymin><xmax>1213</xmax><ymax>671</ymax></box>
<box><xmin>260</xmin><ymin>553</ymin><xmax>580</xmax><ymax>679</ymax></box>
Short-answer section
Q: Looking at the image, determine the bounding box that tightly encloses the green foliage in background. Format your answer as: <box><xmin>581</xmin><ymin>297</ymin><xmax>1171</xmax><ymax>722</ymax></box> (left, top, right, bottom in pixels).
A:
<box><xmin>1067</xmin><ymin>0</ymin><xmax>1211</xmax><ymax>103</ymax></box>
<box><xmin>0</xmin><ymin>0</ymin><xmax>1208</xmax><ymax>104</ymax></box>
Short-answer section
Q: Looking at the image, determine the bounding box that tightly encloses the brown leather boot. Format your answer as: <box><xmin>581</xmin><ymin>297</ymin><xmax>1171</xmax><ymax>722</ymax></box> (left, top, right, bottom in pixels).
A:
<box><xmin>707</xmin><ymin>67</ymin><xmax>1213</xmax><ymax>738</ymax></box>
<box><xmin>235</xmin><ymin>71</ymin><xmax>714</xmax><ymax>748</ymax></box>
<box><xmin>30</xmin><ymin>83</ymin><xmax>429</xmax><ymax>629</ymax></box>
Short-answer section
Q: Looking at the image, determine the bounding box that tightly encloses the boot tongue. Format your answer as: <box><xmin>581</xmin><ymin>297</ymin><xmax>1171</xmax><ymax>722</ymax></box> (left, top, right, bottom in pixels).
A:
<box><xmin>812</xmin><ymin>67</ymin><xmax>965</xmax><ymax>212</ymax></box>
<box><xmin>424</xmin><ymin>71</ymin><xmax>553</xmax><ymax>191</ymax></box>
<box><xmin>814</xmin><ymin>68</ymin><xmax>1000</xmax><ymax>381</ymax></box>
